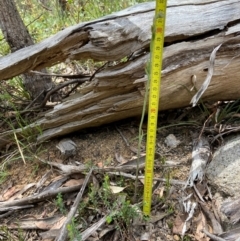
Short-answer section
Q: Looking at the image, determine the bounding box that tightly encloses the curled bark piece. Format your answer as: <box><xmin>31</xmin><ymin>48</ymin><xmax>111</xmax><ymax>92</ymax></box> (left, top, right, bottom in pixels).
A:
<box><xmin>186</xmin><ymin>135</ymin><xmax>211</xmax><ymax>187</ymax></box>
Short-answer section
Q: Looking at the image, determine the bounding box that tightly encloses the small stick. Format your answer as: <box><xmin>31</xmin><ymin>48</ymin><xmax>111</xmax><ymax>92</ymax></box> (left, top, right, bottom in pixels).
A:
<box><xmin>202</xmin><ymin>229</ymin><xmax>226</xmax><ymax>241</ymax></box>
<box><xmin>30</xmin><ymin>70</ymin><xmax>90</xmax><ymax>79</ymax></box>
<box><xmin>80</xmin><ymin>215</ymin><xmax>107</xmax><ymax>241</ymax></box>
<box><xmin>0</xmin><ymin>185</ymin><xmax>83</xmax><ymax>209</ymax></box>
<box><xmin>200</xmin><ymin>202</ymin><xmax>223</xmax><ymax>234</ymax></box>
<box><xmin>107</xmin><ymin>171</ymin><xmax>186</xmax><ymax>185</ymax></box>
<box><xmin>115</xmin><ymin>126</ymin><xmax>130</xmax><ymax>147</ymax></box>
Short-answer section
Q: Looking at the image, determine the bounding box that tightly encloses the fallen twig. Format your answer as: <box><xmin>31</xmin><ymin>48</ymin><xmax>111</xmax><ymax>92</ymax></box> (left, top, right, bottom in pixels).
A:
<box><xmin>0</xmin><ymin>185</ymin><xmax>82</xmax><ymax>209</ymax></box>
<box><xmin>115</xmin><ymin>125</ymin><xmax>138</xmax><ymax>154</ymax></box>
<box><xmin>202</xmin><ymin>228</ymin><xmax>226</xmax><ymax>241</ymax></box>
<box><xmin>107</xmin><ymin>171</ymin><xmax>186</xmax><ymax>185</ymax></box>
<box><xmin>30</xmin><ymin>70</ymin><xmax>90</xmax><ymax>79</ymax></box>
<box><xmin>80</xmin><ymin>215</ymin><xmax>107</xmax><ymax>241</ymax></box>
<box><xmin>37</xmin><ymin>157</ymin><xmax>146</xmax><ymax>175</ymax></box>
<box><xmin>0</xmin><ymin>205</ymin><xmax>34</xmax><ymax>218</ymax></box>
<box><xmin>200</xmin><ymin>202</ymin><xmax>223</xmax><ymax>235</ymax></box>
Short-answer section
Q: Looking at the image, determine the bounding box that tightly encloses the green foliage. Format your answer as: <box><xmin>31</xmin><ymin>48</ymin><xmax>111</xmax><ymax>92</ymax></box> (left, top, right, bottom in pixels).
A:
<box><xmin>55</xmin><ymin>193</ymin><xmax>67</xmax><ymax>215</ymax></box>
<box><xmin>67</xmin><ymin>218</ymin><xmax>82</xmax><ymax>241</ymax></box>
<box><xmin>76</xmin><ymin>174</ymin><xmax>141</xmax><ymax>233</ymax></box>
<box><xmin>165</xmin><ymin>171</ymin><xmax>171</xmax><ymax>194</ymax></box>
<box><xmin>0</xmin><ymin>77</ymin><xmax>30</xmax><ymax>111</ymax></box>
<box><xmin>88</xmin><ymin>183</ymin><xmax>98</xmax><ymax>208</ymax></box>
<box><xmin>106</xmin><ymin>200</ymin><xmax>139</xmax><ymax>226</ymax></box>
<box><xmin>183</xmin><ymin>235</ymin><xmax>192</xmax><ymax>241</ymax></box>
<box><xmin>101</xmin><ymin>174</ymin><xmax>112</xmax><ymax>206</ymax></box>
<box><xmin>0</xmin><ymin>0</ymin><xmax>151</xmax><ymax>55</ymax></box>
<box><xmin>13</xmin><ymin>0</ymin><xmax>152</xmax><ymax>45</ymax></box>
<box><xmin>215</xmin><ymin>100</ymin><xmax>240</xmax><ymax>124</ymax></box>
<box><xmin>0</xmin><ymin>225</ymin><xmax>25</xmax><ymax>241</ymax></box>
<box><xmin>0</xmin><ymin>171</ymin><xmax>8</xmax><ymax>185</ymax></box>
<box><xmin>89</xmin><ymin>174</ymin><xmax>141</xmax><ymax>230</ymax></box>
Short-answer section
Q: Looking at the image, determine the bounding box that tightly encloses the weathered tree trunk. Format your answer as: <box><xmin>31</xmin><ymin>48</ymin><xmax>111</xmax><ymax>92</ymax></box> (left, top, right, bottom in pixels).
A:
<box><xmin>0</xmin><ymin>0</ymin><xmax>240</xmax><ymax>145</ymax></box>
<box><xmin>0</xmin><ymin>0</ymin><xmax>52</xmax><ymax>102</ymax></box>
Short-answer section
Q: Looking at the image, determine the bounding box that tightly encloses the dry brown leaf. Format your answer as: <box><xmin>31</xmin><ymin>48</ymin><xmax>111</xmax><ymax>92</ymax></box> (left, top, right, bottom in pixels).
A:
<box><xmin>40</xmin><ymin>229</ymin><xmax>59</xmax><ymax>240</ymax></box>
<box><xmin>172</xmin><ymin>213</ymin><xmax>188</xmax><ymax>235</ymax></box>
<box><xmin>115</xmin><ymin>152</ymin><xmax>127</xmax><ymax>164</ymax></box>
<box><xmin>195</xmin><ymin>212</ymin><xmax>210</xmax><ymax>241</ymax></box>
<box><xmin>50</xmin><ymin>216</ymin><xmax>67</xmax><ymax>230</ymax></box>
<box><xmin>97</xmin><ymin>161</ymin><xmax>104</xmax><ymax>168</ymax></box>
<box><xmin>109</xmin><ymin>185</ymin><xmax>126</xmax><ymax>194</ymax></box>
<box><xmin>9</xmin><ymin>216</ymin><xmax>65</xmax><ymax>230</ymax></box>
<box><xmin>63</xmin><ymin>178</ymin><xmax>84</xmax><ymax>187</ymax></box>
<box><xmin>51</xmin><ymin>175</ymin><xmax>65</xmax><ymax>182</ymax></box>
<box><xmin>35</xmin><ymin>216</ymin><xmax>66</xmax><ymax>230</ymax></box>
<box><xmin>154</xmin><ymin>186</ymin><xmax>165</xmax><ymax>198</ymax></box>
<box><xmin>129</xmin><ymin>146</ymin><xmax>138</xmax><ymax>153</ymax></box>
<box><xmin>0</xmin><ymin>185</ymin><xmax>22</xmax><ymax>201</ymax></box>
<box><xmin>195</xmin><ymin>182</ymin><xmax>207</xmax><ymax>197</ymax></box>
<box><xmin>9</xmin><ymin>183</ymin><xmax>36</xmax><ymax>201</ymax></box>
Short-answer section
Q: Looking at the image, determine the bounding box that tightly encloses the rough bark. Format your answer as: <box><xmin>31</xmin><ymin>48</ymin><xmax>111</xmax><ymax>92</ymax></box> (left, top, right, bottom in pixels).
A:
<box><xmin>0</xmin><ymin>0</ymin><xmax>240</xmax><ymax>145</ymax></box>
<box><xmin>0</xmin><ymin>0</ymin><xmax>52</xmax><ymax>102</ymax></box>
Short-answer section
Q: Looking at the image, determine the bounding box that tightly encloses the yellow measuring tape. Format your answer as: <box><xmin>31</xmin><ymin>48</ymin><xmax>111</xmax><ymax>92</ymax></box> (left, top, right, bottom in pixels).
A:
<box><xmin>143</xmin><ymin>0</ymin><xmax>167</xmax><ymax>216</ymax></box>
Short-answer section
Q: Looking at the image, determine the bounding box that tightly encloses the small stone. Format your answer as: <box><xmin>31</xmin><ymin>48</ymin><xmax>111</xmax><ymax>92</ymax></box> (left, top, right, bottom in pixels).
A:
<box><xmin>166</xmin><ymin>234</ymin><xmax>173</xmax><ymax>240</ymax></box>
<box><xmin>164</xmin><ymin>134</ymin><xmax>181</xmax><ymax>148</ymax></box>
<box><xmin>141</xmin><ymin>232</ymin><xmax>150</xmax><ymax>240</ymax></box>
<box><xmin>56</xmin><ymin>138</ymin><xmax>77</xmax><ymax>160</ymax></box>
<box><xmin>173</xmin><ymin>234</ymin><xmax>180</xmax><ymax>241</ymax></box>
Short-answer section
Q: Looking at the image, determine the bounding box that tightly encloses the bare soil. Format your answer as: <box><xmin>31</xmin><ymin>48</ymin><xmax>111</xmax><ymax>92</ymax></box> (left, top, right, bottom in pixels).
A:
<box><xmin>0</xmin><ymin>108</ymin><xmax>216</xmax><ymax>241</ymax></box>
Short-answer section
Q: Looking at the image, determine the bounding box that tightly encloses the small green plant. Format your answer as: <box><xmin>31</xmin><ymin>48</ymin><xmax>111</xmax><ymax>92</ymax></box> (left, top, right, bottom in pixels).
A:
<box><xmin>88</xmin><ymin>183</ymin><xmax>98</xmax><ymax>208</ymax></box>
<box><xmin>160</xmin><ymin>156</ymin><xmax>166</xmax><ymax>165</ymax></box>
<box><xmin>0</xmin><ymin>226</ymin><xmax>12</xmax><ymax>240</ymax></box>
<box><xmin>183</xmin><ymin>235</ymin><xmax>192</xmax><ymax>241</ymax></box>
<box><xmin>55</xmin><ymin>193</ymin><xmax>67</xmax><ymax>215</ymax></box>
<box><xmin>0</xmin><ymin>170</ymin><xmax>8</xmax><ymax>185</ymax></box>
<box><xmin>101</xmin><ymin>174</ymin><xmax>112</xmax><ymax>207</ymax></box>
<box><xmin>167</xmin><ymin>220</ymin><xmax>173</xmax><ymax>229</ymax></box>
<box><xmin>167</xmin><ymin>203</ymin><xmax>175</xmax><ymax>215</ymax></box>
<box><xmin>107</xmin><ymin>200</ymin><xmax>140</xmax><ymax>232</ymax></box>
<box><xmin>17</xmin><ymin>227</ymin><xmax>25</xmax><ymax>241</ymax></box>
<box><xmin>78</xmin><ymin>200</ymin><xmax>87</xmax><ymax>216</ymax></box>
<box><xmin>67</xmin><ymin>218</ymin><xmax>82</xmax><ymax>241</ymax></box>
<box><xmin>215</xmin><ymin>100</ymin><xmax>240</xmax><ymax>124</ymax></box>
<box><xmin>165</xmin><ymin>171</ymin><xmax>171</xmax><ymax>194</ymax></box>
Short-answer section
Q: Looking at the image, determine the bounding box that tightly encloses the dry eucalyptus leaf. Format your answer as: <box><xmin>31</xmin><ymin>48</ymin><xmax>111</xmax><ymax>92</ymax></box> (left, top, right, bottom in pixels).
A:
<box><xmin>109</xmin><ymin>185</ymin><xmax>126</xmax><ymax>194</ymax></box>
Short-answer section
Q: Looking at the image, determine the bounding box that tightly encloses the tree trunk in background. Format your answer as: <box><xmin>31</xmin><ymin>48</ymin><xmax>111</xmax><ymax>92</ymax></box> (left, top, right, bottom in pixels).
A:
<box><xmin>0</xmin><ymin>0</ymin><xmax>52</xmax><ymax>103</ymax></box>
<box><xmin>58</xmin><ymin>0</ymin><xmax>68</xmax><ymax>12</ymax></box>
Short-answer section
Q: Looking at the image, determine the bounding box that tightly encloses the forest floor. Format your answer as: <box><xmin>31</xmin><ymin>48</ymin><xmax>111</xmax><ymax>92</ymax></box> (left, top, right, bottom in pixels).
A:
<box><xmin>0</xmin><ymin>105</ymin><xmax>223</xmax><ymax>241</ymax></box>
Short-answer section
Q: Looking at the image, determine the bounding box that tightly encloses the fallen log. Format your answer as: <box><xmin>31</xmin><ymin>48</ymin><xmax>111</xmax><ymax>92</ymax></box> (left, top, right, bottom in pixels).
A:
<box><xmin>1</xmin><ymin>0</ymin><xmax>240</xmax><ymax>145</ymax></box>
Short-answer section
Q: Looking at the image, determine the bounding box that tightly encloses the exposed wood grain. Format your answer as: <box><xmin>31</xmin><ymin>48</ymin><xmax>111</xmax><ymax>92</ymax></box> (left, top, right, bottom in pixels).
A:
<box><xmin>0</xmin><ymin>1</ymin><xmax>240</xmax><ymax>145</ymax></box>
<box><xmin>1</xmin><ymin>1</ymin><xmax>240</xmax><ymax>78</ymax></box>
<box><xmin>36</xmin><ymin>34</ymin><xmax>240</xmax><ymax>142</ymax></box>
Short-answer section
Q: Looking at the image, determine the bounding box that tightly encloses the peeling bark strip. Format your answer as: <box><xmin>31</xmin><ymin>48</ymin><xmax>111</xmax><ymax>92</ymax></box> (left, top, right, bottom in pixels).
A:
<box><xmin>186</xmin><ymin>135</ymin><xmax>211</xmax><ymax>187</ymax></box>
<box><xmin>1</xmin><ymin>0</ymin><xmax>240</xmax><ymax>144</ymax></box>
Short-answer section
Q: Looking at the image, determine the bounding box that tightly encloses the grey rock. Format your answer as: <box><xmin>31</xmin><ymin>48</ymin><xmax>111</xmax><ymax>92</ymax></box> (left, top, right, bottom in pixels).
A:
<box><xmin>164</xmin><ymin>134</ymin><xmax>180</xmax><ymax>148</ymax></box>
<box><xmin>206</xmin><ymin>135</ymin><xmax>240</xmax><ymax>196</ymax></box>
<box><xmin>56</xmin><ymin>138</ymin><xmax>77</xmax><ymax>160</ymax></box>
